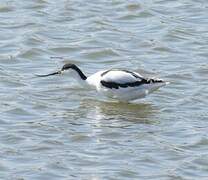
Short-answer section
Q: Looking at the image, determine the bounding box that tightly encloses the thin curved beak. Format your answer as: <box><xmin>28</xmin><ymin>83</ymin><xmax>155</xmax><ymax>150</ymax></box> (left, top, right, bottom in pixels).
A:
<box><xmin>36</xmin><ymin>70</ymin><xmax>62</xmax><ymax>77</ymax></box>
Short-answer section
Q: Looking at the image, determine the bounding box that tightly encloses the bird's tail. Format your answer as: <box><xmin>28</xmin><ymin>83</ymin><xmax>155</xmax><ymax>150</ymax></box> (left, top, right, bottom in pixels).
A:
<box><xmin>145</xmin><ymin>78</ymin><xmax>169</xmax><ymax>94</ymax></box>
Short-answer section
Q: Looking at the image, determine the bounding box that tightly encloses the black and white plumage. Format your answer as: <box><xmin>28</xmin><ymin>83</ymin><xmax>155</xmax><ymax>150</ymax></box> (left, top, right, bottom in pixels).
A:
<box><xmin>37</xmin><ymin>63</ymin><xmax>168</xmax><ymax>102</ymax></box>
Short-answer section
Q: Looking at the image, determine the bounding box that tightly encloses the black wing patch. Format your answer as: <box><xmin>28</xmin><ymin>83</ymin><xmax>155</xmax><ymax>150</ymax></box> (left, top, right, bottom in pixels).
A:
<box><xmin>101</xmin><ymin>79</ymin><xmax>146</xmax><ymax>89</ymax></box>
<box><xmin>100</xmin><ymin>69</ymin><xmax>163</xmax><ymax>89</ymax></box>
<box><xmin>100</xmin><ymin>79</ymin><xmax>163</xmax><ymax>89</ymax></box>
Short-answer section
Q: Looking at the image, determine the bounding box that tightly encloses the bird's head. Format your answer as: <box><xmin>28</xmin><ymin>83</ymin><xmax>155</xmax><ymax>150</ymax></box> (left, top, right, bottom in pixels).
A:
<box><xmin>37</xmin><ymin>63</ymin><xmax>87</xmax><ymax>80</ymax></box>
<box><xmin>61</xmin><ymin>63</ymin><xmax>78</xmax><ymax>72</ymax></box>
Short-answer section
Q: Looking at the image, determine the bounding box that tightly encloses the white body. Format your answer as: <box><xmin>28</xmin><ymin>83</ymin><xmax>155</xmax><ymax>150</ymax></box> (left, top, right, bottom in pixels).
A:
<box><xmin>85</xmin><ymin>70</ymin><xmax>167</xmax><ymax>102</ymax></box>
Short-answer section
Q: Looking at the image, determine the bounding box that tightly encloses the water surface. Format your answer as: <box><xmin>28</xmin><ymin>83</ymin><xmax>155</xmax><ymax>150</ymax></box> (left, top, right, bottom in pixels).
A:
<box><xmin>0</xmin><ymin>0</ymin><xmax>208</xmax><ymax>179</ymax></box>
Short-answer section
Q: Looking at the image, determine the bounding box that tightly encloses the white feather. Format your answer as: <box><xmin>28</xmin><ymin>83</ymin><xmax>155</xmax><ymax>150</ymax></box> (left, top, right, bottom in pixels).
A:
<box><xmin>101</xmin><ymin>70</ymin><xmax>142</xmax><ymax>84</ymax></box>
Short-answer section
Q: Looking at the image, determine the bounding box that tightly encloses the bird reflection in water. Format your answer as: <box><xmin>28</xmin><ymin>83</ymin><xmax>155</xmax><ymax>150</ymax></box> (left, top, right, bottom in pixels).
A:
<box><xmin>79</xmin><ymin>99</ymin><xmax>158</xmax><ymax>126</ymax></box>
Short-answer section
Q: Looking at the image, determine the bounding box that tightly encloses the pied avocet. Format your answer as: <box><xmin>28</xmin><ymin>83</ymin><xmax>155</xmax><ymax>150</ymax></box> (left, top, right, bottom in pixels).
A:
<box><xmin>37</xmin><ymin>63</ymin><xmax>168</xmax><ymax>102</ymax></box>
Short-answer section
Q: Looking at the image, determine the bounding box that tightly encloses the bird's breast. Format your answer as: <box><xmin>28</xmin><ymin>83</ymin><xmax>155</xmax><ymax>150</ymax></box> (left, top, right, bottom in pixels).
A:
<box><xmin>86</xmin><ymin>71</ymin><xmax>105</xmax><ymax>89</ymax></box>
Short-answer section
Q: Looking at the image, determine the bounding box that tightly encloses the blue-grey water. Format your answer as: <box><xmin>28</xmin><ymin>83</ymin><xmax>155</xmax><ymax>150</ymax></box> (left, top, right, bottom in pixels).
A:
<box><xmin>0</xmin><ymin>0</ymin><xmax>208</xmax><ymax>179</ymax></box>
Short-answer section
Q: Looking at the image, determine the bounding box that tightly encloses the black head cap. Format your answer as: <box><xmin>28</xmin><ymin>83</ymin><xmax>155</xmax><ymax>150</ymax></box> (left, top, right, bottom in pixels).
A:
<box><xmin>61</xmin><ymin>63</ymin><xmax>77</xmax><ymax>71</ymax></box>
<box><xmin>61</xmin><ymin>63</ymin><xmax>87</xmax><ymax>80</ymax></box>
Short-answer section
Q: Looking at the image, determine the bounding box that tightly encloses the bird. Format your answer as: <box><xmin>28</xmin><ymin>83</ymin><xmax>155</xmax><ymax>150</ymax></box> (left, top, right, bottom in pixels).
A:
<box><xmin>37</xmin><ymin>63</ymin><xmax>169</xmax><ymax>102</ymax></box>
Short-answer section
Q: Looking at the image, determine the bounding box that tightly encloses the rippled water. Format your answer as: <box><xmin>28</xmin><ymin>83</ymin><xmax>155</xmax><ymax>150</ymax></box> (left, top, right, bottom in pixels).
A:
<box><xmin>0</xmin><ymin>0</ymin><xmax>208</xmax><ymax>179</ymax></box>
